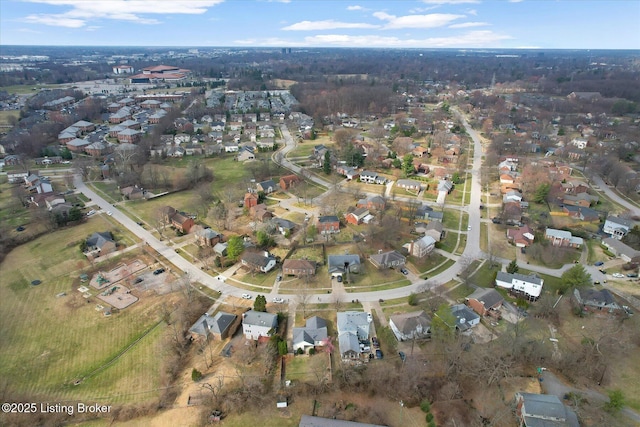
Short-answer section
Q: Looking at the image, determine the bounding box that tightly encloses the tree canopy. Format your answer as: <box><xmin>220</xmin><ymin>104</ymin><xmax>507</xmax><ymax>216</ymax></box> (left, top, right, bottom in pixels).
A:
<box><xmin>560</xmin><ymin>264</ymin><xmax>592</xmax><ymax>294</ymax></box>
<box><xmin>254</xmin><ymin>294</ymin><xmax>267</xmax><ymax>312</ymax></box>
<box><xmin>226</xmin><ymin>235</ymin><xmax>244</xmax><ymax>261</ymax></box>
<box><xmin>506</xmin><ymin>259</ymin><xmax>519</xmax><ymax>274</ymax></box>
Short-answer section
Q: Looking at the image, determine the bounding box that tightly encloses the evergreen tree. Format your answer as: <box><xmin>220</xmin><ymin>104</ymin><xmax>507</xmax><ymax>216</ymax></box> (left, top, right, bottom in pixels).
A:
<box><xmin>507</xmin><ymin>259</ymin><xmax>519</xmax><ymax>274</ymax></box>
<box><xmin>254</xmin><ymin>294</ymin><xmax>267</xmax><ymax>312</ymax></box>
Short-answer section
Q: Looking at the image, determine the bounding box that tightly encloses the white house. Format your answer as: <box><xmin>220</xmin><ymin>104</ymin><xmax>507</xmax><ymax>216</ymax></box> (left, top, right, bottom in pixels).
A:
<box><xmin>241</xmin><ymin>251</ymin><xmax>277</xmax><ymax>273</ymax></box>
<box><xmin>603</xmin><ymin>215</ymin><xmax>633</xmax><ymax>240</ymax></box>
<box><xmin>406</xmin><ymin>235</ymin><xmax>436</xmax><ymax>258</ymax></box>
<box><xmin>292</xmin><ymin>316</ymin><xmax>328</xmax><ymax>353</ymax></box>
<box><xmin>389</xmin><ymin>310</ymin><xmax>431</xmax><ymax>341</ymax></box>
<box><xmin>570</xmin><ymin>138</ymin><xmax>588</xmax><ymax>149</ymax></box>
<box><xmin>436</xmin><ymin>180</ymin><xmax>453</xmax><ymax>204</ymax></box>
<box><xmin>242</xmin><ymin>310</ymin><xmax>278</xmax><ymax>340</ymax></box>
<box><xmin>496</xmin><ymin>271</ymin><xmax>544</xmax><ymax>301</ymax></box>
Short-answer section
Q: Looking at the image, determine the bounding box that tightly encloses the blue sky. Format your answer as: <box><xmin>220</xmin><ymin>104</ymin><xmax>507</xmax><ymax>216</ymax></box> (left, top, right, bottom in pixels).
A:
<box><xmin>1</xmin><ymin>0</ymin><xmax>639</xmax><ymax>49</ymax></box>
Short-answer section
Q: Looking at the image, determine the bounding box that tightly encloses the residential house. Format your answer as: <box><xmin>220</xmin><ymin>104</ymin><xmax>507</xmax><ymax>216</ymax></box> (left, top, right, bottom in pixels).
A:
<box><xmin>224</xmin><ymin>142</ymin><xmax>239</xmax><ymax>153</ymax></box>
<box><xmin>506</xmin><ymin>225</ymin><xmax>535</xmax><ymax>247</ymax></box>
<box><xmin>356</xmin><ymin>196</ymin><xmax>386</xmax><ymax>211</ymax></box>
<box><xmin>282</xmin><ymin>259</ymin><xmax>316</xmax><ymax>277</ymax></box>
<box><xmin>466</xmin><ymin>288</ymin><xmax>504</xmax><ymax>317</ymax></box>
<box><xmin>562</xmin><ymin>193</ymin><xmax>598</xmax><ymax>207</ymax></box>
<box><xmin>412</xmin><ymin>145</ymin><xmax>429</xmax><ymax>158</ymax></box>
<box><xmin>360</xmin><ymin>170</ymin><xmax>385</xmax><ymax>185</ymax></box>
<box><xmin>171</xmin><ymin>212</ymin><xmax>195</xmax><ymax>234</ymax></box>
<box><xmin>25</xmin><ymin>174</ymin><xmax>53</xmax><ymax>194</ymax></box>
<box><xmin>257</xmin><ymin>138</ymin><xmax>275</xmax><ymax>150</ymax></box>
<box><xmin>514</xmin><ymin>392</ymin><xmax>580</xmax><ymax>427</ymax></box>
<box><xmin>603</xmin><ymin>215</ymin><xmax>633</xmax><ymax>240</ymax></box>
<box><xmin>195</xmin><ymin>228</ymin><xmax>223</xmax><ymax>247</ymax></box>
<box><xmin>407</xmin><ymin>235</ymin><xmax>436</xmax><ymax>258</ymax></box>
<box><xmin>189</xmin><ymin>311</ymin><xmax>237</xmax><ymax>341</ymax></box>
<box><xmin>545</xmin><ymin>228</ymin><xmax>583</xmax><ymax>248</ymax></box>
<box><xmin>337</xmin><ymin>311</ymin><xmax>371</xmax><ymax>361</ymax></box>
<box><xmin>449</xmin><ymin>304</ymin><xmax>481</xmax><ymax>331</ymax></box>
<box><xmin>369</xmin><ymin>250</ymin><xmax>406</xmax><ymax>270</ymax></box>
<box><xmin>318</xmin><ymin>215</ymin><xmax>340</xmax><ymax>234</ymax></box>
<box><xmin>237</xmin><ymin>147</ymin><xmax>256</xmax><ymax>162</ymax></box>
<box><xmin>424</xmin><ymin>221</ymin><xmax>444</xmax><ymax>242</ymax></box>
<box><xmin>601</xmin><ymin>237</ymin><xmax>640</xmax><ymax>262</ymax></box>
<box><xmin>45</xmin><ymin>195</ymin><xmax>66</xmax><ymax>211</ymax></box>
<box><xmin>257</xmin><ymin>179</ymin><xmax>276</xmax><ymax>194</ymax></box>
<box><xmin>241</xmin><ymin>251</ymin><xmax>277</xmax><ymax>273</ymax></box>
<box><xmin>293</xmin><ymin>316</ymin><xmax>328</xmax><ymax>353</ymax></box>
<box><xmin>495</xmin><ymin>271</ymin><xmax>544</xmax><ymax>301</ymax></box>
<box><xmin>279</xmin><ymin>174</ymin><xmax>301</xmax><ymax>190</ymax></box>
<box><xmin>327</xmin><ymin>254</ymin><xmax>361</xmax><ymax>278</ymax></box>
<box><xmin>273</xmin><ymin>218</ymin><xmax>296</xmax><ymax>236</ymax></box>
<box><xmin>242</xmin><ymin>310</ymin><xmax>278</xmax><ymax>340</ymax></box>
<box><xmin>250</xmin><ymin>204</ymin><xmax>273</xmax><ymax>222</ymax></box>
<box><xmin>85</xmin><ymin>141</ymin><xmax>111</xmax><ymax>157</ymax></box>
<box><xmin>345</xmin><ymin>207</ymin><xmax>370</xmax><ymax>225</ymax></box>
<box><xmin>562</xmin><ymin>205</ymin><xmax>600</xmax><ymax>222</ymax></box>
<box><xmin>389</xmin><ymin>310</ymin><xmax>431</xmax><ymax>341</ymax></box>
<box><xmin>436</xmin><ymin>180</ymin><xmax>453</xmax><ymax>204</ymax></box>
<box><xmin>336</xmin><ymin>165</ymin><xmax>359</xmax><ymax>180</ymax></box>
<box><xmin>7</xmin><ymin>170</ymin><xmax>30</xmax><ymax>184</ymax></box>
<box><xmin>86</xmin><ymin>232</ymin><xmax>116</xmax><ymax>255</ymax></box>
<box><xmin>120</xmin><ymin>185</ymin><xmax>144</xmax><ymax>200</ymax></box>
<box><xmin>66</xmin><ymin>138</ymin><xmax>92</xmax><ymax>152</ymax></box>
<box><xmin>397</xmin><ymin>179</ymin><xmax>424</xmax><ymax>193</ymax></box>
<box><xmin>244</xmin><ymin>192</ymin><xmax>259</xmax><ymax>209</ymax></box>
<box><xmin>503</xmin><ymin>190</ymin><xmax>523</xmax><ymax>203</ymax></box>
<box><xmin>572</xmin><ymin>288</ymin><xmax>624</xmax><ymax>316</ymax></box>
<box><xmin>213</xmin><ymin>242</ymin><xmax>228</xmax><ymax>257</ymax></box>
<box><xmin>117</xmin><ymin>128</ymin><xmax>141</xmax><ymax>144</ymax></box>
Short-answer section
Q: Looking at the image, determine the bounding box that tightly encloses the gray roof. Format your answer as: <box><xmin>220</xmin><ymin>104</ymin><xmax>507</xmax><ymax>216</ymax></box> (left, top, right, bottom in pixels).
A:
<box><xmin>397</xmin><ymin>179</ymin><xmax>423</xmax><ymax>188</ymax></box>
<box><xmin>242</xmin><ymin>251</ymin><xmax>275</xmax><ymax>268</ymax></box>
<box><xmin>86</xmin><ymin>232</ymin><xmax>114</xmax><ymax>249</ymax></box>
<box><xmin>360</xmin><ymin>170</ymin><xmax>379</xmax><ymax>178</ymax></box>
<box><xmin>327</xmin><ymin>254</ymin><xmax>361</xmax><ymax>273</ymax></box>
<box><xmin>299</xmin><ymin>415</ymin><xmax>387</xmax><ymax>427</ymax></box>
<box><xmin>437</xmin><ymin>180</ymin><xmax>453</xmax><ymax>191</ymax></box>
<box><xmin>213</xmin><ymin>242</ymin><xmax>228</xmax><ymax>254</ymax></box>
<box><xmin>305</xmin><ymin>316</ymin><xmax>327</xmax><ymax>329</ymax></box>
<box><xmin>242</xmin><ymin>310</ymin><xmax>278</xmax><ymax>328</ymax></box>
<box><xmin>466</xmin><ymin>288</ymin><xmax>504</xmax><ymax>310</ymax></box>
<box><xmin>197</xmin><ymin>228</ymin><xmax>221</xmax><ymax>239</ymax></box>
<box><xmin>389</xmin><ymin>310</ymin><xmax>431</xmax><ymax>335</ymax></box>
<box><xmin>189</xmin><ymin>311</ymin><xmax>237</xmax><ymax>337</ymax></box>
<box><xmin>605</xmin><ymin>215</ymin><xmax>633</xmax><ymax>228</ymax></box>
<box><xmin>602</xmin><ymin>237</ymin><xmax>640</xmax><ymax>259</ymax></box>
<box><xmin>517</xmin><ymin>393</ymin><xmax>580</xmax><ymax>427</ymax></box>
<box><xmin>338</xmin><ymin>331</ymin><xmax>361</xmax><ymax>355</ymax></box>
<box><xmin>336</xmin><ymin>311</ymin><xmax>369</xmax><ymax>339</ymax></box>
<box><xmin>496</xmin><ymin>271</ymin><xmax>544</xmax><ymax>286</ymax></box>
<box><xmin>369</xmin><ymin>250</ymin><xmax>405</xmax><ymax>266</ymax></box>
<box><xmin>293</xmin><ymin>319</ymin><xmax>328</xmax><ymax>347</ymax></box>
<box><xmin>319</xmin><ymin>215</ymin><xmax>339</xmax><ymax>223</ymax></box>
<box><xmin>451</xmin><ymin>304</ymin><xmax>480</xmax><ymax>331</ymax></box>
<box><xmin>274</xmin><ymin>218</ymin><xmax>296</xmax><ymax>230</ymax></box>
<box><xmin>258</xmin><ymin>179</ymin><xmax>276</xmax><ymax>189</ymax></box>
<box><xmin>574</xmin><ymin>288</ymin><xmax>619</xmax><ymax>308</ymax></box>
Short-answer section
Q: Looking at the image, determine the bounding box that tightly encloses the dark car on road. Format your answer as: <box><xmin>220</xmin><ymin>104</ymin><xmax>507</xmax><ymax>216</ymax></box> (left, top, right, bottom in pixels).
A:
<box><xmin>594</xmin><ymin>261</ymin><xmax>604</xmax><ymax>266</ymax></box>
<box><xmin>153</xmin><ymin>268</ymin><xmax>165</xmax><ymax>275</ymax></box>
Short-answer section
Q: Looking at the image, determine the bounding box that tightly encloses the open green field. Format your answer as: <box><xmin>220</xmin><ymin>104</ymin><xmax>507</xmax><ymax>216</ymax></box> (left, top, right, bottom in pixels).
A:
<box><xmin>437</xmin><ymin>231</ymin><xmax>459</xmax><ymax>253</ymax></box>
<box><xmin>1</xmin><ymin>84</ymin><xmax>60</xmax><ymax>94</ymax></box>
<box><xmin>408</xmin><ymin>252</ymin><xmax>447</xmax><ymax>274</ymax></box>
<box><xmin>0</xmin><ymin>110</ymin><xmax>19</xmax><ymax>125</ymax></box>
<box><xmin>0</xmin><ymin>222</ymin><xmax>170</xmax><ymax>404</ymax></box>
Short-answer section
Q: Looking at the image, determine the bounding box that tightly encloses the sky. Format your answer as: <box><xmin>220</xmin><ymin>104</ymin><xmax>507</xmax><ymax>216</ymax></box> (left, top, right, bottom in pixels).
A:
<box><xmin>1</xmin><ymin>0</ymin><xmax>639</xmax><ymax>49</ymax></box>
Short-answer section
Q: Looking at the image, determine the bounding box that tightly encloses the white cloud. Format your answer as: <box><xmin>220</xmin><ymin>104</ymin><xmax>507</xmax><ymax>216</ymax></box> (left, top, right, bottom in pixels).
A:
<box><xmin>467</xmin><ymin>9</ymin><xmax>478</xmax><ymax>15</ymax></box>
<box><xmin>20</xmin><ymin>0</ymin><xmax>224</xmax><ymax>27</ymax></box>
<box><xmin>508</xmin><ymin>0</ymin><xmax>524</xmax><ymax>2</ymax></box>
<box><xmin>282</xmin><ymin>20</ymin><xmax>378</xmax><ymax>31</ymax></box>
<box><xmin>449</xmin><ymin>21</ymin><xmax>489</xmax><ymax>28</ymax></box>
<box><xmin>301</xmin><ymin>30</ymin><xmax>512</xmax><ymax>47</ymax></box>
<box><xmin>373</xmin><ymin>12</ymin><xmax>464</xmax><ymax>29</ymax></box>
<box><xmin>346</xmin><ymin>5</ymin><xmax>365</xmax><ymax>11</ymax></box>
<box><xmin>421</xmin><ymin>0</ymin><xmax>480</xmax><ymax>4</ymax></box>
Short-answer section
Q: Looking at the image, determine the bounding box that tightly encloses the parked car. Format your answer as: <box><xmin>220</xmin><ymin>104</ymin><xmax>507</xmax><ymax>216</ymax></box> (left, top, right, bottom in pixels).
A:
<box><xmin>367</xmin><ymin>313</ymin><xmax>373</xmax><ymax>322</ymax></box>
<box><xmin>134</xmin><ymin>277</ymin><xmax>144</xmax><ymax>284</ymax></box>
<box><xmin>612</xmin><ymin>273</ymin><xmax>625</xmax><ymax>278</ymax></box>
<box><xmin>375</xmin><ymin>349</ymin><xmax>383</xmax><ymax>359</ymax></box>
<box><xmin>400</xmin><ymin>268</ymin><xmax>409</xmax><ymax>275</ymax></box>
<box><xmin>491</xmin><ymin>218</ymin><xmax>502</xmax><ymax>224</ymax></box>
<box><xmin>337</xmin><ymin>275</ymin><xmax>343</xmax><ymax>282</ymax></box>
<box><xmin>599</xmin><ymin>269</ymin><xmax>607</xmax><ymax>274</ymax></box>
<box><xmin>272</xmin><ymin>297</ymin><xmax>284</xmax><ymax>304</ymax></box>
<box><xmin>398</xmin><ymin>351</ymin><xmax>406</xmax><ymax>362</ymax></box>
<box><xmin>153</xmin><ymin>268</ymin><xmax>165</xmax><ymax>275</ymax></box>
<box><xmin>276</xmin><ymin>274</ymin><xmax>282</xmax><ymax>281</ymax></box>
<box><xmin>594</xmin><ymin>261</ymin><xmax>604</xmax><ymax>266</ymax></box>
<box><xmin>467</xmin><ymin>226</ymin><xmax>472</xmax><ymax>231</ymax></box>
<box><xmin>627</xmin><ymin>273</ymin><xmax>638</xmax><ymax>278</ymax></box>
<box><xmin>16</xmin><ymin>226</ymin><xmax>25</xmax><ymax>232</ymax></box>
<box><xmin>372</xmin><ymin>337</ymin><xmax>380</xmax><ymax>348</ymax></box>
<box><xmin>106</xmin><ymin>211</ymin><xmax>113</xmax><ymax>216</ymax></box>
<box><xmin>86</xmin><ymin>210</ymin><xmax>96</xmax><ymax>216</ymax></box>
<box><xmin>241</xmin><ymin>294</ymin><xmax>252</xmax><ymax>299</ymax></box>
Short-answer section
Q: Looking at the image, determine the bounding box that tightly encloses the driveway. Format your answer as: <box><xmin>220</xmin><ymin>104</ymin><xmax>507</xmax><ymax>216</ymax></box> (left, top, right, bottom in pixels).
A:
<box><xmin>541</xmin><ymin>371</ymin><xmax>640</xmax><ymax>424</ymax></box>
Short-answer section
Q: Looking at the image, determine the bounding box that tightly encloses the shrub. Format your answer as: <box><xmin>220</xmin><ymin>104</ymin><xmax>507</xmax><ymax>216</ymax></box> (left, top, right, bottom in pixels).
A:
<box><xmin>191</xmin><ymin>368</ymin><xmax>203</xmax><ymax>382</ymax></box>
<box><xmin>296</xmin><ymin>348</ymin><xmax>304</xmax><ymax>355</ymax></box>
<box><xmin>420</xmin><ymin>400</ymin><xmax>431</xmax><ymax>413</ymax></box>
<box><xmin>426</xmin><ymin>413</ymin><xmax>434</xmax><ymax>422</ymax></box>
<box><xmin>309</xmin><ymin>348</ymin><xmax>316</xmax><ymax>355</ymax></box>
<box><xmin>428</xmin><ymin>421</ymin><xmax>436</xmax><ymax>427</ymax></box>
<box><xmin>408</xmin><ymin>293</ymin><xmax>418</xmax><ymax>306</ymax></box>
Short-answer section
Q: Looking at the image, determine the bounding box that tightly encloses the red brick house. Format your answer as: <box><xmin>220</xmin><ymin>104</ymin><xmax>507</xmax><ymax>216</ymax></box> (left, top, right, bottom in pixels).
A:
<box><xmin>345</xmin><ymin>207</ymin><xmax>369</xmax><ymax>225</ymax></box>
<box><xmin>279</xmin><ymin>174</ymin><xmax>302</xmax><ymax>190</ymax></box>
<box><xmin>244</xmin><ymin>192</ymin><xmax>259</xmax><ymax>209</ymax></box>
<box><xmin>282</xmin><ymin>259</ymin><xmax>316</xmax><ymax>277</ymax></box>
<box><xmin>466</xmin><ymin>288</ymin><xmax>504</xmax><ymax>317</ymax></box>
<box><xmin>318</xmin><ymin>215</ymin><xmax>340</xmax><ymax>234</ymax></box>
<box><xmin>171</xmin><ymin>212</ymin><xmax>194</xmax><ymax>233</ymax></box>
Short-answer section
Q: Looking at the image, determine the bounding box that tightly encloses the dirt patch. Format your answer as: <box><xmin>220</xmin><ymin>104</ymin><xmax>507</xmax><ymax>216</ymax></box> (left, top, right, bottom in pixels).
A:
<box><xmin>90</xmin><ymin>259</ymin><xmax>147</xmax><ymax>289</ymax></box>
<box><xmin>96</xmin><ymin>284</ymin><xmax>138</xmax><ymax>309</ymax></box>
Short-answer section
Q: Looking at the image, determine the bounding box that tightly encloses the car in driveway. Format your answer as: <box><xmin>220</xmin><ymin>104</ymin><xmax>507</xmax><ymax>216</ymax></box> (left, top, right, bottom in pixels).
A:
<box><xmin>153</xmin><ymin>268</ymin><xmax>165</xmax><ymax>275</ymax></box>
<box><xmin>86</xmin><ymin>210</ymin><xmax>96</xmax><ymax>216</ymax></box>
<box><xmin>241</xmin><ymin>293</ymin><xmax>252</xmax><ymax>299</ymax></box>
<box><xmin>400</xmin><ymin>267</ymin><xmax>409</xmax><ymax>275</ymax></box>
<box><xmin>367</xmin><ymin>313</ymin><xmax>373</xmax><ymax>322</ymax></box>
<box><xmin>134</xmin><ymin>277</ymin><xmax>144</xmax><ymax>284</ymax></box>
<box><xmin>106</xmin><ymin>211</ymin><xmax>113</xmax><ymax>216</ymax></box>
<box><xmin>594</xmin><ymin>261</ymin><xmax>604</xmax><ymax>266</ymax></box>
<box><xmin>272</xmin><ymin>297</ymin><xmax>285</xmax><ymax>304</ymax></box>
<box><xmin>612</xmin><ymin>273</ymin><xmax>625</xmax><ymax>278</ymax></box>
<box><xmin>375</xmin><ymin>349</ymin><xmax>383</xmax><ymax>359</ymax></box>
<box><xmin>372</xmin><ymin>337</ymin><xmax>379</xmax><ymax>348</ymax></box>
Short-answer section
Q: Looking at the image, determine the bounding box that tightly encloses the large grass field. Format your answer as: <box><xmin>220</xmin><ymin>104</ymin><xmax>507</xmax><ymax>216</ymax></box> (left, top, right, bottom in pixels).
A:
<box><xmin>0</xmin><ymin>110</ymin><xmax>19</xmax><ymax>125</ymax></box>
<box><xmin>0</xmin><ymin>221</ymin><xmax>171</xmax><ymax>404</ymax></box>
